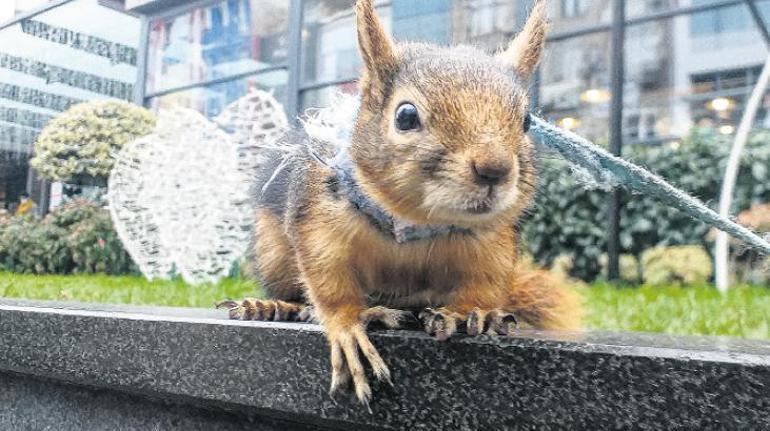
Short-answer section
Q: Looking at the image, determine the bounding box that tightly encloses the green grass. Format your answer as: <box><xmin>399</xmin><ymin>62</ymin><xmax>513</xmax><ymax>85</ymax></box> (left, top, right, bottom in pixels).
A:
<box><xmin>0</xmin><ymin>272</ymin><xmax>260</xmax><ymax>308</ymax></box>
<box><xmin>585</xmin><ymin>282</ymin><xmax>770</xmax><ymax>339</ymax></box>
<box><xmin>2</xmin><ymin>272</ymin><xmax>770</xmax><ymax>339</ymax></box>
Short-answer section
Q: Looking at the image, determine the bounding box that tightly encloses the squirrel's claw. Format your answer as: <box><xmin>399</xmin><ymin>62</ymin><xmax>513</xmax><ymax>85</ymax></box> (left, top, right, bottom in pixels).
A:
<box><xmin>419</xmin><ymin>307</ymin><xmax>464</xmax><ymax>341</ymax></box>
<box><xmin>492</xmin><ymin>310</ymin><xmax>519</xmax><ymax>335</ymax></box>
<box><xmin>467</xmin><ymin>308</ymin><xmax>519</xmax><ymax>336</ymax></box>
<box><xmin>298</xmin><ymin>305</ymin><xmax>318</xmax><ymax>323</ymax></box>
<box><xmin>327</xmin><ymin>322</ymin><xmax>390</xmax><ymax>407</ymax></box>
<box><xmin>215</xmin><ymin>298</ymin><xmax>309</xmax><ymax>322</ymax></box>
<box><xmin>420</xmin><ymin>307</ymin><xmax>519</xmax><ymax>339</ymax></box>
<box><xmin>360</xmin><ymin>306</ymin><xmax>412</xmax><ymax>329</ymax></box>
<box><xmin>326</xmin><ymin>307</ymin><xmax>404</xmax><ymax>407</ymax></box>
<box><xmin>215</xmin><ymin>300</ymin><xmax>244</xmax><ymax>319</ymax></box>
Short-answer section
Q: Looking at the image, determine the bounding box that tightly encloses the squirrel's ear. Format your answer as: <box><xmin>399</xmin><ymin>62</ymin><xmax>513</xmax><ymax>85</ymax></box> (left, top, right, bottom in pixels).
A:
<box><xmin>497</xmin><ymin>0</ymin><xmax>549</xmax><ymax>80</ymax></box>
<box><xmin>356</xmin><ymin>0</ymin><xmax>396</xmax><ymax>101</ymax></box>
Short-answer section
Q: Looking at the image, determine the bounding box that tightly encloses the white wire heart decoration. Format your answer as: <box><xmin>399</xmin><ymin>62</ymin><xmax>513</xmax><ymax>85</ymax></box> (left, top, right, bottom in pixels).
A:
<box><xmin>108</xmin><ymin>90</ymin><xmax>288</xmax><ymax>284</ymax></box>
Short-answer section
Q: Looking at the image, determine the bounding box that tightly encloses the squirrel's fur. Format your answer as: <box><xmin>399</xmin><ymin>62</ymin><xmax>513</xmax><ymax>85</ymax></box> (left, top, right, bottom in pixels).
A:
<box><xmin>222</xmin><ymin>0</ymin><xmax>583</xmax><ymax>404</ymax></box>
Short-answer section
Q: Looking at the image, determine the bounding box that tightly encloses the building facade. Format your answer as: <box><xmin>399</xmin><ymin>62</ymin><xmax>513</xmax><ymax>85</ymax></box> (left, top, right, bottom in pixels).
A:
<box><xmin>0</xmin><ymin>0</ymin><xmax>768</xmax><ymax>213</ymax></box>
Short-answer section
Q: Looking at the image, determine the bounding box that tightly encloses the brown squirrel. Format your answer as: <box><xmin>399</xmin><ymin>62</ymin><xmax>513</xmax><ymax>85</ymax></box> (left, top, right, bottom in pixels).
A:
<box><xmin>218</xmin><ymin>0</ymin><xmax>582</xmax><ymax>405</ymax></box>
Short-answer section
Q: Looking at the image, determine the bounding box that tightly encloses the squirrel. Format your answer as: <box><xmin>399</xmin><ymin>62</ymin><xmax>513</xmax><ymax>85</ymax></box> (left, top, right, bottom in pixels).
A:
<box><xmin>217</xmin><ymin>0</ymin><xmax>582</xmax><ymax>406</ymax></box>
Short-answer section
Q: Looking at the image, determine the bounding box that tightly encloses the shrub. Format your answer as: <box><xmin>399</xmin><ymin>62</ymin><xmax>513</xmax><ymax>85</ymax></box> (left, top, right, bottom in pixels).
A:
<box><xmin>68</xmin><ymin>208</ymin><xmax>133</xmax><ymax>274</ymax></box>
<box><xmin>599</xmin><ymin>253</ymin><xmax>641</xmax><ymax>283</ymax></box>
<box><xmin>720</xmin><ymin>202</ymin><xmax>770</xmax><ymax>286</ymax></box>
<box><xmin>522</xmin><ymin>128</ymin><xmax>770</xmax><ymax>280</ymax></box>
<box><xmin>49</xmin><ymin>199</ymin><xmax>101</xmax><ymax>228</ymax></box>
<box><xmin>549</xmin><ymin>254</ymin><xmax>574</xmax><ymax>280</ymax></box>
<box><xmin>736</xmin><ymin>203</ymin><xmax>770</xmax><ymax>233</ymax></box>
<box><xmin>0</xmin><ymin>217</ymin><xmax>71</xmax><ymax>274</ymax></box>
<box><xmin>641</xmin><ymin>246</ymin><xmax>713</xmax><ymax>285</ymax></box>
<box><xmin>30</xmin><ymin>100</ymin><xmax>156</xmax><ymax>183</ymax></box>
<box><xmin>0</xmin><ymin>200</ymin><xmax>134</xmax><ymax>275</ymax></box>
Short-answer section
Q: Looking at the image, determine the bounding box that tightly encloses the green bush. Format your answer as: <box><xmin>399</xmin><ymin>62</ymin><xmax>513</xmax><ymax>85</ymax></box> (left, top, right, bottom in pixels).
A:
<box><xmin>641</xmin><ymin>245</ymin><xmax>713</xmax><ymax>285</ymax></box>
<box><xmin>727</xmin><ymin>203</ymin><xmax>770</xmax><ymax>286</ymax></box>
<box><xmin>523</xmin><ymin>128</ymin><xmax>770</xmax><ymax>280</ymax></box>
<box><xmin>0</xmin><ymin>217</ymin><xmax>71</xmax><ymax>274</ymax></box>
<box><xmin>68</xmin><ymin>208</ymin><xmax>133</xmax><ymax>274</ymax></box>
<box><xmin>599</xmin><ymin>253</ymin><xmax>641</xmax><ymax>283</ymax></box>
<box><xmin>49</xmin><ymin>199</ymin><xmax>101</xmax><ymax>229</ymax></box>
<box><xmin>30</xmin><ymin>100</ymin><xmax>156</xmax><ymax>183</ymax></box>
<box><xmin>0</xmin><ymin>200</ymin><xmax>134</xmax><ymax>275</ymax></box>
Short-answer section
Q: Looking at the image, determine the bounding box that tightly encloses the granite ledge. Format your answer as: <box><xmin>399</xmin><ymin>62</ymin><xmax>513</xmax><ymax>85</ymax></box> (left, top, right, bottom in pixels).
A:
<box><xmin>1</xmin><ymin>299</ymin><xmax>769</xmax><ymax>430</ymax></box>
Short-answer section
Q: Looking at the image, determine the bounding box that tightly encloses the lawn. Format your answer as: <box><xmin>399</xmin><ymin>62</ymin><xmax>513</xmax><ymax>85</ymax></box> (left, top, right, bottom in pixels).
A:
<box><xmin>1</xmin><ymin>272</ymin><xmax>769</xmax><ymax>340</ymax></box>
<box><xmin>0</xmin><ymin>272</ymin><xmax>260</xmax><ymax>308</ymax></box>
<box><xmin>585</xmin><ymin>282</ymin><xmax>770</xmax><ymax>340</ymax></box>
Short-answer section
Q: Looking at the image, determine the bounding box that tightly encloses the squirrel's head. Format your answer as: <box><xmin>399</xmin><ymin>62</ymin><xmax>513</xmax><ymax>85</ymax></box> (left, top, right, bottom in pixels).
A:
<box><xmin>349</xmin><ymin>0</ymin><xmax>547</xmax><ymax>228</ymax></box>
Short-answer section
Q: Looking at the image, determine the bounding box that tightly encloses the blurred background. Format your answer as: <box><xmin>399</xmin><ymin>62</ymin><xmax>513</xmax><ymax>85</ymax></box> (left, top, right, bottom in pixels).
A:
<box><xmin>0</xmin><ymin>0</ymin><xmax>769</xmax><ymax>337</ymax></box>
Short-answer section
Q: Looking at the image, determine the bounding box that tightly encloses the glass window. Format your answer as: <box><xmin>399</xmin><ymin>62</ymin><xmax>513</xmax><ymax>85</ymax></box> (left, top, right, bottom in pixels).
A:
<box><xmin>146</xmin><ymin>0</ymin><xmax>289</xmax><ymax>94</ymax></box>
<box><xmin>561</xmin><ymin>0</ymin><xmax>589</xmax><ymax>18</ymax></box>
<box><xmin>0</xmin><ymin>0</ymin><xmax>140</xmax><ymax>159</ymax></box>
<box><xmin>625</xmin><ymin>0</ymin><xmax>735</xmax><ymax>18</ymax></box>
<box><xmin>689</xmin><ymin>1</ymin><xmax>770</xmax><ymax>37</ymax></box>
<box><xmin>299</xmin><ymin>80</ymin><xmax>358</xmax><ymax>112</ymax></box>
<box><xmin>624</xmin><ymin>10</ymin><xmax>769</xmax><ymax>145</ymax></box>
<box><xmin>540</xmin><ymin>32</ymin><xmax>612</xmax><ymax>143</ymax></box>
<box><xmin>758</xmin><ymin>1</ymin><xmax>770</xmax><ymax>28</ymax></box>
<box><xmin>301</xmin><ymin>0</ymin><xmax>384</xmax><ymax>85</ymax></box>
<box><xmin>448</xmin><ymin>0</ymin><xmax>520</xmax><ymax>50</ymax></box>
<box><xmin>548</xmin><ymin>0</ymin><xmax>611</xmax><ymax>32</ymax></box>
<box><xmin>148</xmin><ymin>69</ymin><xmax>288</xmax><ymax>119</ymax></box>
<box><xmin>625</xmin><ymin>0</ymin><xmax>672</xmax><ymax>18</ymax></box>
<box><xmin>392</xmin><ymin>0</ymin><xmax>451</xmax><ymax>44</ymax></box>
<box><xmin>301</xmin><ymin>0</ymin><xmax>549</xmax><ymax>86</ymax></box>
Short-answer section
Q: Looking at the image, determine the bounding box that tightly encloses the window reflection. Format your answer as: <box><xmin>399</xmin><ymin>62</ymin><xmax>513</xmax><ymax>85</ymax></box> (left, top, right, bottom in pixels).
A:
<box><xmin>540</xmin><ymin>32</ymin><xmax>611</xmax><ymax>143</ymax></box>
<box><xmin>301</xmin><ymin>0</ymin><xmax>382</xmax><ymax>85</ymax></box>
<box><xmin>146</xmin><ymin>0</ymin><xmax>289</xmax><ymax>94</ymax></box>
<box><xmin>301</xmin><ymin>0</ymin><xmax>551</xmax><ymax>86</ymax></box>
<box><xmin>690</xmin><ymin>1</ymin><xmax>770</xmax><ymax>36</ymax></box>
<box><xmin>548</xmin><ymin>0</ymin><xmax>611</xmax><ymax>32</ymax></box>
<box><xmin>623</xmin><ymin>11</ymin><xmax>769</xmax><ymax>145</ymax></box>
<box><xmin>299</xmin><ymin>81</ymin><xmax>358</xmax><ymax>112</ymax></box>
<box><xmin>148</xmin><ymin>70</ymin><xmax>287</xmax><ymax>119</ymax></box>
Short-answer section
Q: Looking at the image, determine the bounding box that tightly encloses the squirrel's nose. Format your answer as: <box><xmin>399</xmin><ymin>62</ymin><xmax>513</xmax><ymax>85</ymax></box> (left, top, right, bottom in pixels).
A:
<box><xmin>471</xmin><ymin>161</ymin><xmax>511</xmax><ymax>186</ymax></box>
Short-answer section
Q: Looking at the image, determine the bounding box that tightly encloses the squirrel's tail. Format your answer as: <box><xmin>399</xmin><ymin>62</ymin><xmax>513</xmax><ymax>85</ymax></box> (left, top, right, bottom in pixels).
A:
<box><xmin>508</xmin><ymin>266</ymin><xmax>584</xmax><ymax>331</ymax></box>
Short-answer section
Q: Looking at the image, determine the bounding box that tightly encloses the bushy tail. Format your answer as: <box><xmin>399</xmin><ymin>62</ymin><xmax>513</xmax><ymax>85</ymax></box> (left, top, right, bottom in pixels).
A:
<box><xmin>508</xmin><ymin>265</ymin><xmax>584</xmax><ymax>330</ymax></box>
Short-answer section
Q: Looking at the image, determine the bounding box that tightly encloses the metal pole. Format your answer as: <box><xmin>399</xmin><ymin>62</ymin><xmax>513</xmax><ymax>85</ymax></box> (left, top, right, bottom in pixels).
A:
<box><xmin>715</xmin><ymin>53</ymin><xmax>770</xmax><ymax>292</ymax></box>
<box><xmin>607</xmin><ymin>0</ymin><xmax>625</xmax><ymax>281</ymax></box>
<box><xmin>285</xmin><ymin>0</ymin><xmax>304</xmax><ymax>121</ymax></box>
<box><xmin>133</xmin><ymin>14</ymin><xmax>150</xmax><ymax>106</ymax></box>
<box><xmin>746</xmin><ymin>0</ymin><xmax>770</xmax><ymax>46</ymax></box>
<box><xmin>714</xmin><ymin>1</ymin><xmax>770</xmax><ymax>292</ymax></box>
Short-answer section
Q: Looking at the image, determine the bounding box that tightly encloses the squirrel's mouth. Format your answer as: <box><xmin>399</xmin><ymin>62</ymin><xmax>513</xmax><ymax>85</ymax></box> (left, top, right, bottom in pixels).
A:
<box><xmin>465</xmin><ymin>201</ymin><xmax>493</xmax><ymax>214</ymax></box>
<box><xmin>418</xmin><ymin>180</ymin><xmax>519</xmax><ymax>223</ymax></box>
<box><xmin>463</xmin><ymin>186</ymin><xmax>499</xmax><ymax>214</ymax></box>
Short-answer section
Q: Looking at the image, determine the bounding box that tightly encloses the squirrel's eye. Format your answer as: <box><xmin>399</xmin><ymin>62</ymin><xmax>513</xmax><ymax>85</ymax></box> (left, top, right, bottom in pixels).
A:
<box><xmin>395</xmin><ymin>103</ymin><xmax>421</xmax><ymax>131</ymax></box>
<box><xmin>523</xmin><ymin>113</ymin><xmax>532</xmax><ymax>133</ymax></box>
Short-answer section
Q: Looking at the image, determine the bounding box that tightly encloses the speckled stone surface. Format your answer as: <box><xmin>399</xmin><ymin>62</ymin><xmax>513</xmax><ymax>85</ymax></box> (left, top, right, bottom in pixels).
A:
<box><xmin>1</xmin><ymin>299</ymin><xmax>770</xmax><ymax>430</ymax></box>
<box><xmin>0</xmin><ymin>372</ymin><xmax>318</xmax><ymax>430</ymax></box>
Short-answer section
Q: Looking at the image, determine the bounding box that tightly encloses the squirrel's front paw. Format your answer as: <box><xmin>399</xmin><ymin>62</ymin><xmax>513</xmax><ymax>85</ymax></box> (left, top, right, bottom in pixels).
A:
<box><xmin>215</xmin><ymin>298</ymin><xmax>308</xmax><ymax>321</ymax></box>
<box><xmin>326</xmin><ymin>307</ymin><xmax>408</xmax><ymax>408</ymax></box>
<box><xmin>466</xmin><ymin>308</ymin><xmax>518</xmax><ymax>336</ymax></box>
<box><xmin>418</xmin><ymin>307</ymin><xmax>465</xmax><ymax>341</ymax></box>
<box><xmin>327</xmin><ymin>323</ymin><xmax>389</xmax><ymax>409</ymax></box>
<box><xmin>420</xmin><ymin>307</ymin><xmax>518</xmax><ymax>340</ymax></box>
